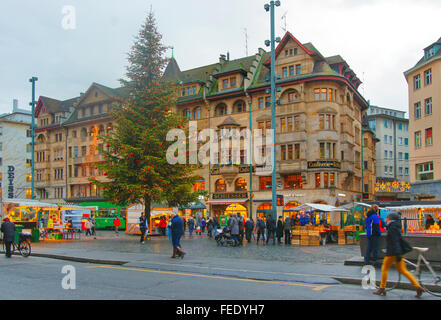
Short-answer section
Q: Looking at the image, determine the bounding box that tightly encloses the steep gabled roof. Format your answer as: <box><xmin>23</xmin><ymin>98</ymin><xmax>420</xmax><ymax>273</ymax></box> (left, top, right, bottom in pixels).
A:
<box><xmin>263</xmin><ymin>31</ymin><xmax>320</xmax><ymax>66</ymax></box>
<box><xmin>35</xmin><ymin>96</ymin><xmax>78</xmax><ymax>118</ymax></box>
<box><xmin>162</xmin><ymin>57</ymin><xmax>183</xmax><ymax>82</ymax></box>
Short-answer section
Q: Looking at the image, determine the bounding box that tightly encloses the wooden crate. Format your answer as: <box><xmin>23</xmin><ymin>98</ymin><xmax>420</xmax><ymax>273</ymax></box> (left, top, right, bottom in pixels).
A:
<box><xmin>309</xmin><ymin>240</ymin><xmax>320</xmax><ymax>246</ymax></box>
<box><xmin>346</xmin><ymin>238</ymin><xmax>355</xmax><ymax>245</ymax></box>
<box><xmin>309</xmin><ymin>230</ymin><xmax>320</xmax><ymax>237</ymax></box>
<box><xmin>292</xmin><ymin>235</ymin><xmax>301</xmax><ymax>241</ymax></box>
<box><xmin>292</xmin><ymin>230</ymin><xmax>301</xmax><ymax>236</ymax></box>
<box><xmin>300</xmin><ymin>240</ymin><xmax>310</xmax><ymax>246</ymax></box>
<box><xmin>338</xmin><ymin>240</ymin><xmax>346</xmax><ymax>245</ymax></box>
<box><xmin>300</xmin><ymin>230</ymin><xmax>309</xmax><ymax>236</ymax></box>
<box><xmin>292</xmin><ymin>240</ymin><xmax>301</xmax><ymax>245</ymax></box>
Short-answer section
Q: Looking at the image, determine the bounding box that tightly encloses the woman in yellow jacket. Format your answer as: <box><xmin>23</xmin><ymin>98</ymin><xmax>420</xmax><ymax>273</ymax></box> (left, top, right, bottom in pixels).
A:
<box><xmin>373</xmin><ymin>212</ymin><xmax>424</xmax><ymax>298</ymax></box>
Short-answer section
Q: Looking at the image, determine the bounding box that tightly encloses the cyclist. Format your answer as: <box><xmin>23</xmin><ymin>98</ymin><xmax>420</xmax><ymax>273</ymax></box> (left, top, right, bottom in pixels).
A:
<box><xmin>1</xmin><ymin>217</ymin><xmax>16</xmax><ymax>258</ymax></box>
<box><xmin>373</xmin><ymin>212</ymin><xmax>424</xmax><ymax>298</ymax></box>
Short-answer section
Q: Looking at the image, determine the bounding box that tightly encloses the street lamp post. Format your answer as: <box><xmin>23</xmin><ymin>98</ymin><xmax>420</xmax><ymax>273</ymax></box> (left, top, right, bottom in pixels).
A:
<box><xmin>29</xmin><ymin>76</ymin><xmax>38</xmax><ymax>200</ymax></box>
<box><xmin>264</xmin><ymin>1</ymin><xmax>281</xmax><ymax>219</ymax></box>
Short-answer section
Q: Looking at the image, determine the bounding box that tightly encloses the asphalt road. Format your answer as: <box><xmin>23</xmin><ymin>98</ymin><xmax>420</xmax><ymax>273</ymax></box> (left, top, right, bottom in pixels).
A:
<box><xmin>0</xmin><ymin>255</ymin><xmax>436</xmax><ymax>301</ymax></box>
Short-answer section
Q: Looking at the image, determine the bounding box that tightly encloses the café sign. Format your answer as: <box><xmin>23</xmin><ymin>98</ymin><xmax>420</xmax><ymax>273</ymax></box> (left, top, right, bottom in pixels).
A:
<box><xmin>307</xmin><ymin>161</ymin><xmax>341</xmax><ymax>169</ymax></box>
<box><xmin>212</xmin><ymin>192</ymin><xmax>248</xmax><ymax>200</ymax></box>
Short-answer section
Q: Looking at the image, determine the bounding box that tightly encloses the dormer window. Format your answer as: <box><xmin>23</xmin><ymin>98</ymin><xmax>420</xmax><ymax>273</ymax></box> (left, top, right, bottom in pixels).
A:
<box><xmin>222</xmin><ymin>79</ymin><xmax>229</xmax><ymax>89</ymax></box>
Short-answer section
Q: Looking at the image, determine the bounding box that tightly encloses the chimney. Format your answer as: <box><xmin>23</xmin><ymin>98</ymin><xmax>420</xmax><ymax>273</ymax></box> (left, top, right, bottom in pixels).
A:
<box><xmin>227</xmin><ymin>52</ymin><xmax>230</xmax><ymax>61</ymax></box>
<box><xmin>13</xmin><ymin>99</ymin><xmax>18</xmax><ymax>112</ymax></box>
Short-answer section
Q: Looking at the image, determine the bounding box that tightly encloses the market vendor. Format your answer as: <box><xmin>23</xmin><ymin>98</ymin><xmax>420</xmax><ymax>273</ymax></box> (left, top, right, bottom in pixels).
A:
<box><xmin>425</xmin><ymin>215</ymin><xmax>435</xmax><ymax>230</ymax></box>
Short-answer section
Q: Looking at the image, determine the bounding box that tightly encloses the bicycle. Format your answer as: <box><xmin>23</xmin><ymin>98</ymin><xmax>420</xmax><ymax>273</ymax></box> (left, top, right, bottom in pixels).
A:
<box><xmin>381</xmin><ymin>247</ymin><xmax>441</xmax><ymax>297</ymax></box>
<box><xmin>1</xmin><ymin>234</ymin><xmax>32</xmax><ymax>257</ymax></box>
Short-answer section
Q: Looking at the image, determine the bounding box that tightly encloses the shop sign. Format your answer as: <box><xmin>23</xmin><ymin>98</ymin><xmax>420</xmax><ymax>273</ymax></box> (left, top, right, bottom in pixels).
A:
<box><xmin>212</xmin><ymin>192</ymin><xmax>248</xmax><ymax>200</ymax></box>
<box><xmin>7</xmin><ymin>166</ymin><xmax>15</xmax><ymax>199</ymax></box>
<box><xmin>239</xmin><ymin>165</ymin><xmax>254</xmax><ymax>173</ymax></box>
<box><xmin>307</xmin><ymin>161</ymin><xmax>341</xmax><ymax>169</ymax></box>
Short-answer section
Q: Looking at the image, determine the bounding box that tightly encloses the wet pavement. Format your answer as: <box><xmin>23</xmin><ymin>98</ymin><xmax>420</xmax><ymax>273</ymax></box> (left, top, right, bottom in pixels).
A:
<box><xmin>30</xmin><ymin>230</ymin><xmax>360</xmax><ymax>265</ymax></box>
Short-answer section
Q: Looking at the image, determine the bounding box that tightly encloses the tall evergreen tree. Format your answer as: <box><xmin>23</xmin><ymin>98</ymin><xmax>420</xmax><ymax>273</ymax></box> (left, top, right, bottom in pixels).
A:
<box><xmin>92</xmin><ymin>10</ymin><xmax>199</xmax><ymax>223</ymax></box>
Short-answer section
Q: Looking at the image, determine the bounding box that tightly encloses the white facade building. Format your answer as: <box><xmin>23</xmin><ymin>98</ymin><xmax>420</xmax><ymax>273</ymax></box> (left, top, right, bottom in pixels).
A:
<box><xmin>0</xmin><ymin>99</ymin><xmax>32</xmax><ymax>201</ymax></box>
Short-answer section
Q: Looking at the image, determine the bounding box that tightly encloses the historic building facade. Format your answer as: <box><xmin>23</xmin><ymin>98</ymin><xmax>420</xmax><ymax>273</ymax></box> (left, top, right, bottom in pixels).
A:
<box><xmin>0</xmin><ymin>100</ymin><xmax>32</xmax><ymax>201</ymax></box>
<box><xmin>404</xmin><ymin>37</ymin><xmax>441</xmax><ymax>200</ymax></box>
<box><xmin>34</xmin><ymin>83</ymin><xmax>127</xmax><ymax>204</ymax></box>
<box><xmin>164</xmin><ymin>31</ymin><xmax>373</xmax><ymax>220</ymax></box>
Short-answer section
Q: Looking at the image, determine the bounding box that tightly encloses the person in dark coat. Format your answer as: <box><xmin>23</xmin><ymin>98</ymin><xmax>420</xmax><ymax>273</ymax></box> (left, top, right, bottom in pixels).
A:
<box><xmin>256</xmin><ymin>217</ymin><xmax>266</xmax><ymax>244</ymax></box>
<box><xmin>364</xmin><ymin>205</ymin><xmax>381</xmax><ymax>265</ymax></box>
<box><xmin>1</xmin><ymin>217</ymin><xmax>16</xmax><ymax>258</ymax></box>
<box><xmin>138</xmin><ymin>213</ymin><xmax>147</xmax><ymax>244</ymax></box>
<box><xmin>425</xmin><ymin>215</ymin><xmax>435</xmax><ymax>230</ymax></box>
<box><xmin>229</xmin><ymin>213</ymin><xmax>240</xmax><ymax>246</ymax></box>
<box><xmin>276</xmin><ymin>216</ymin><xmax>284</xmax><ymax>244</ymax></box>
<box><xmin>244</xmin><ymin>218</ymin><xmax>254</xmax><ymax>243</ymax></box>
<box><xmin>170</xmin><ymin>213</ymin><xmax>185</xmax><ymax>258</ymax></box>
<box><xmin>266</xmin><ymin>214</ymin><xmax>276</xmax><ymax>245</ymax></box>
<box><xmin>284</xmin><ymin>216</ymin><xmax>292</xmax><ymax>245</ymax></box>
<box><xmin>373</xmin><ymin>213</ymin><xmax>424</xmax><ymax>298</ymax></box>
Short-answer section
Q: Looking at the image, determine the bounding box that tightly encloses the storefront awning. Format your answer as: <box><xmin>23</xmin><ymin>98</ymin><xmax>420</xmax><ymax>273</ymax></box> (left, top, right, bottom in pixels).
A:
<box><xmin>206</xmin><ymin>199</ymin><xmax>248</xmax><ymax>205</ymax></box>
<box><xmin>179</xmin><ymin>202</ymin><xmax>207</xmax><ymax>210</ymax></box>
<box><xmin>290</xmin><ymin>203</ymin><xmax>348</xmax><ymax>212</ymax></box>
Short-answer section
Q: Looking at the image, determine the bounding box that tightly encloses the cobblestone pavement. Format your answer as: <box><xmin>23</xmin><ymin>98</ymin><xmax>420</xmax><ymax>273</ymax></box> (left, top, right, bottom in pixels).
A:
<box><xmin>31</xmin><ymin>230</ymin><xmax>361</xmax><ymax>265</ymax></box>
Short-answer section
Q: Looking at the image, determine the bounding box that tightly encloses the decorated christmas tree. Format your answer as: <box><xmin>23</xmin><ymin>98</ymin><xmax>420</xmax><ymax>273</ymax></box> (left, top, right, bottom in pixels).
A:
<box><xmin>91</xmin><ymin>9</ymin><xmax>199</xmax><ymax>223</ymax></box>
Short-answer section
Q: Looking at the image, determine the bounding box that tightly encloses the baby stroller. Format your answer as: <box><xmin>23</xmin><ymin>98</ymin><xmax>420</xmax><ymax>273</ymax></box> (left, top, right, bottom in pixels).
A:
<box><xmin>215</xmin><ymin>227</ymin><xmax>237</xmax><ymax>247</ymax></box>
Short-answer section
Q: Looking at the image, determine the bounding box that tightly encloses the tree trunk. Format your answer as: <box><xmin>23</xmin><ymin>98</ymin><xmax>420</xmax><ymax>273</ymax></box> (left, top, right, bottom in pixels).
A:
<box><xmin>144</xmin><ymin>197</ymin><xmax>151</xmax><ymax>232</ymax></box>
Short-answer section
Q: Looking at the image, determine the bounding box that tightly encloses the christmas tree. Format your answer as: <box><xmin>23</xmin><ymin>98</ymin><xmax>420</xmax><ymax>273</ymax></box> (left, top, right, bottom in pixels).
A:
<box><xmin>91</xmin><ymin>9</ymin><xmax>199</xmax><ymax>223</ymax></box>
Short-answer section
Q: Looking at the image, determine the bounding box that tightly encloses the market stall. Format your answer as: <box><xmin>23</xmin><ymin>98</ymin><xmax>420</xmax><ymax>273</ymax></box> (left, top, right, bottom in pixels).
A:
<box><xmin>288</xmin><ymin>203</ymin><xmax>352</xmax><ymax>246</ymax></box>
<box><xmin>2</xmin><ymin>199</ymin><xmax>96</xmax><ymax>241</ymax></box>
<box><xmin>384</xmin><ymin>205</ymin><xmax>441</xmax><ymax>234</ymax></box>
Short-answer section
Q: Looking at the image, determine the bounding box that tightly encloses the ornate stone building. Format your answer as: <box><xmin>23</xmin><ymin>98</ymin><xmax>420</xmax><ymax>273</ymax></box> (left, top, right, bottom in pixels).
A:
<box><xmin>163</xmin><ymin>31</ymin><xmax>373</xmax><ymax>220</ymax></box>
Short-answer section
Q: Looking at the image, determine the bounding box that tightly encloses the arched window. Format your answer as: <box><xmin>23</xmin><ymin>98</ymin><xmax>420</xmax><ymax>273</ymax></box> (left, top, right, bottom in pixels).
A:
<box><xmin>215</xmin><ymin>103</ymin><xmax>228</xmax><ymax>116</ymax></box>
<box><xmin>215</xmin><ymin>179</ymin><xmax>227</xmax><ymax>192</ymax></box>
<box><xmin>80</xmin><ymin>128</ymin><xmax>88</xmax><ymax>138</ymax></box>
<box><xmin>98</xmin><ymin>125</ymin><xmax>104</xmax><ymax>135</ymax></box>
<box><xmin>235</xmin><ymin>178</ymin><xmax>247</xmax><ymax>191</ymax></box>
<box><xmin>233</xmin><ymin>100</ymin><xmax>246</xmax><ymax>113</ymax></box>
<box><xmin>193</xmin><ymin>107</ymin><xmax>201</xmax><ymax>120</ymax></box>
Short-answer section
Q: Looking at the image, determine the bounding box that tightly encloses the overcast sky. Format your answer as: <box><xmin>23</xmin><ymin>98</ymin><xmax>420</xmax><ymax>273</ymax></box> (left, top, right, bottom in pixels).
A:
<box><xmin>1</xmin><ymin>0</ymin><xmax>440</xmax><ymax>115</ymax></box>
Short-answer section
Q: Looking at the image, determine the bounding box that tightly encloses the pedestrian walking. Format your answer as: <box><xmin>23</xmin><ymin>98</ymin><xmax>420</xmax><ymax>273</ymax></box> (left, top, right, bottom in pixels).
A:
<box><xmin>170</xmin><ymin>213</ymin><xmax>186</xmax><ymax>259</ymax></box>
<box><xmin>207</xmin><ymin>218</ymin><xmax>213</xmax><ymax>238</ymax></box>
<box><xmin>212</xmin><ymin>216</ymin><xmax>219</xmax><ymax>237</ymax></box>
<box><xmin>188</xmin><ymin>217</ymin><xmax>195</xmax><ymax>237</ymax></box>
<box><xmin>201</xmin><ymin>218</ymin><xmax>206</xmax><ymax>233</ymax></box>
<box><xmin>244</xmin><ymin>218</ymin><xmax>254</xmax><ymax>243</ymax></box>
<box><xmin>91</xmin><ymin>216</ymin><xmax>97</xmax><ymax>239</ymax></box>
<box><xmin>138</xmin><ymin>213</ymin><xmax>147</xmax><ymax>243</ymax></box>
<box><xmin>238</xmin><ymin>213</ymin><xmax>244</xmax><ymax>246</ymax></box>
<box><xmin>159</xmin><ymin>216</ymin><xmax>167</xmax><ymax>236</ymax></box>
<box><xmin>373</xmin><ymin>212</ymin><xmax>424</xmax><ymax>298</ymax></box>
<box><xmin>365</xmin><ymin>204</ymin><xmax>381</xmax><ymax>265</ymax></box>
<box><xmin>85</xmin><ymin>218</ymin><xmax>92</xmax><ymax>237</ymax></box>
<box><xmin>284</xmin><ymin>215</ymin><xmax>292</xmax><ymax>245</ymax></box>
<box><xmin>1</xmin><ymin>217</ymin><xmax>16</xmax><ymax>258</ymax></box>
<box><xmin>229</xmin><ymin>213</ymin><xmax>240</xmax><ymax>246</ymax></box>
<box><xmin>113</xmin><ymin>216</ymin><xmax>121</xmax><ymax>234</ymax></box>
<box><xmin>266</xmin><ymin>214</ymin><xmax>276</xmax><ymax>245</ymax></box>
<box><xmin>256</xmin><ymin>217</ymin><xmax>266</xmax><ymax>244</ymax></box>
<box><xmin>276</xmin><ymin>216</ymin><xmax>284</xmax><ymax>244</ymax></box>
